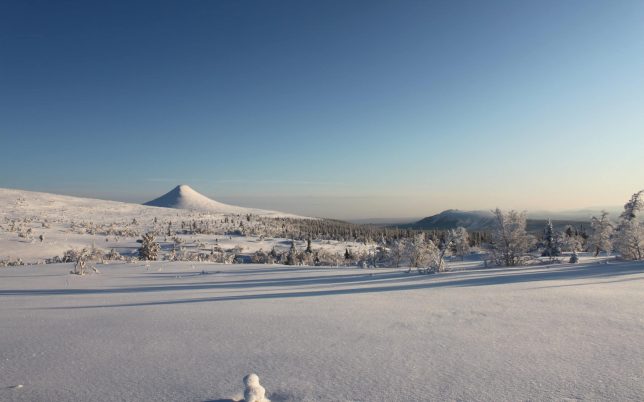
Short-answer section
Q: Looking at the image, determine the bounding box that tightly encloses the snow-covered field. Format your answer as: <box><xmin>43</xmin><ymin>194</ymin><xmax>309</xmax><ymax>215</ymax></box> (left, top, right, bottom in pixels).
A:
<box><xmin>1</xmin><ymin>260</ymin><xmax>643</xmax><ymax>401</ymax></box>
<box><xmin>0</xmin><ymin>187</ymin><xmax>371</xmax><ymax>265</ymax></box>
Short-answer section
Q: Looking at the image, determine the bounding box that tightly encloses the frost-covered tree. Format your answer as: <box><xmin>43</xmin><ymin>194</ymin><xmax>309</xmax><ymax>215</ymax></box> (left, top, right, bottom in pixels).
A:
<box><xmin>488</xmin><ymin>209</ymin><xmax>534</xmax><ymax>266</ymax></box>
<box><xmin>562</xmin><ymin>226</ymin><xmax>583</xmax><ymax>253</ymax></box>
<box><xmin>408</xmin><ymin>233</ymin><xmax>428</xmax><ymax>271</ymax></box>
<box><xmin>425</xmin><ymin>239</ymin><xmax>443</xmax><ymax>273</ymax></box>
<box><xmin>286</xmin><ymin>241</ymin><xmax>297</xmax><ymax>265</ymax></box>
<box><xmin>391</xmin><ymin>239</ymin><xmax>407</xmax><ymax>267</ymax></box>
<box><xmin>408</xmin><ymin>233</ymin><xmax>444</xmax><ymax>274</ymax></box>
<box><xmin>569</xmin><ymin>250</ymin><xmax>579</xmax><ymax>264</ymax></box>
<box><xmin>588</xmin><ymin>211</ymin><xmax>613</xmax><ymax>257</ymax></box>
<box><xmin>451</xmin><ymin>226</ymin><xmax>470</xmax><ymax>260</ymax></box>
<box><xmin>138</xmin><ymin>232</ymin><xmax>160</xmax><ymax>261</ymax></box>
<box><xmin>615</xmin><ymin>190</ymin><xmax>644</xmax><ymax>260</ymax></box>
<box><xmin>541</xmin><ymin>219</ymin><xmax>562</xmax><ymax>258</ymax></box>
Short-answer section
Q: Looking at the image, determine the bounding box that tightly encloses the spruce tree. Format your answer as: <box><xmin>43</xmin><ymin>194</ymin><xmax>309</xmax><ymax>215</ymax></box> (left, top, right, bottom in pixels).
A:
<box><xmin>139</xmin><ymin>232</ymin><xmax>160</xmax><ymax>261</ymax></box>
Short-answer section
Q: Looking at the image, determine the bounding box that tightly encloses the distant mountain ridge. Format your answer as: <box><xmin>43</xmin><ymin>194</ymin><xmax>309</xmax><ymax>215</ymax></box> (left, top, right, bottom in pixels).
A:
<box><xmin>402</xmin><ymin>209</ymin><xmax>596</xmax><ymax>232</ymax></box>
<box><xmin>411</xmin><ymin>209</ymin><xmax>496</xmax><ymax>230</ymax></box>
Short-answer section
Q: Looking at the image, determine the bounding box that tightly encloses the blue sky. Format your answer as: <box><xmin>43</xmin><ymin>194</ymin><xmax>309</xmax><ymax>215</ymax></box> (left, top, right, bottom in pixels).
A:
<box><xmin>1</xmin><ymin>0</ymin><xmax>643</xmax><ymax>219</ymax></box>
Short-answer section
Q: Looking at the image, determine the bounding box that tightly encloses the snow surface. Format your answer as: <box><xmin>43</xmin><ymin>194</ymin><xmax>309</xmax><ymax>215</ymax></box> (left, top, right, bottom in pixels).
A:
<box><xmin>1</xmin><ymin>260</ymin><xmax>643</xmax><ymax>401</ymax></box>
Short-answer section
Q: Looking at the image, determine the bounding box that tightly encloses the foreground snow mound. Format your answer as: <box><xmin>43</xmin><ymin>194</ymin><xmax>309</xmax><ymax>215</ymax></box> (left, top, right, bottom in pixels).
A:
<box><xmin>243</xmin><ymin>373</ymin><xmax>270</xmax><ymax>402</ymax></box>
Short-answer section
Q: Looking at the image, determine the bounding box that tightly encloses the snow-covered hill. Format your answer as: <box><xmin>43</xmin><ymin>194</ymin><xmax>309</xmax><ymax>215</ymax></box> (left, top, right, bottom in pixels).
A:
<box><xmin>144</xmin><ymin>184</ymin><xmax>278</xmax><ymax>215</ymax></box>
<box><xmin>409</xmin><ymin>209</ymin><xmax>496</xmax><ymax>230</ymax></box>
<box><xmin>0</xmin><ymin>187</ymin><xmax>313</xmax><ymax>263</ymax></box>
<box><xmin>407</xmin><ymin>209</ymin><xmax>589</xmax><ymax>232</ymax></box>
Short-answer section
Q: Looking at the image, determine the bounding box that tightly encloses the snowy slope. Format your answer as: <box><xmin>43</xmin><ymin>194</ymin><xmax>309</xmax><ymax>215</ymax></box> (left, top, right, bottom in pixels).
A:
<box><xmin>144</xmin><ymin>184</ymin><xmax>276</xmax><ymax>215</ymax></box>
<box><xmin>0</xmin><ymin>187</ymin><xmax>309</xmax><ymax>263</ymax></box>
<box><xmin>1</xmin><ymin>260</ymin><xmax>643</xmax><ymax>401</ymax></box>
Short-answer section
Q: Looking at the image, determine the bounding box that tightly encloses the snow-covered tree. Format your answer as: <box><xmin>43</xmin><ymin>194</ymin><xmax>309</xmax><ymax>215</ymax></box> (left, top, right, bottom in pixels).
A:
<box><xmin>615</xmin><ymin>190</ymin><xmax>644</xmax><ymax>260</ymax></box>
<box><xmin>541</xmin><ymin>219</ymin><xmax>562</xmax><ymax>258</ymax></box>
<box><xmin>451</xmin><ymin>226</ymin><xmax>470</xmax><ymax>260</ymax></box>
<box><xmin>569</xmin><ymin>250</ymin><xmax>579</xmax><ymax>264</ymax></box>
<box><xmin>488</xmin><ymin>209</ymin><xmax>534</xmax><ymax>266</ymax></box>
<box><xmin>408</xmin><ymin>233</ymin><xmax>444</xmax><ymax>274</ymax></box>
<box><xmin>286</xmin><ymin>241</ymin><xmax>297</xmax><ymax>265</ymax></box>
<box><xmin>425</xmin><ymin>239</ymin><xmax>443</xmax><ymax>273</ymax></box>
<box><xmin>408</xmin><ymin>233</ymin><xmax>428</xmax><ymax>271</ymax></box>
<box><xmin>138</xmin><ymin>232</ymin><xmax>160</xmax><ymax>261</ymax></box>
<box><xmin>391</xmin><ymin>239</ymin><xmax>407</xmax><ymax>267</ymax></box>
<box><xmin>588</xmin><ymin>211</ymin><xmax>613</xmax><ymax>257</ymax></box>
<box><xmin>562</xmin><ymin>226</ymin><xmax>583</xmax><ymax>253</ymax></box>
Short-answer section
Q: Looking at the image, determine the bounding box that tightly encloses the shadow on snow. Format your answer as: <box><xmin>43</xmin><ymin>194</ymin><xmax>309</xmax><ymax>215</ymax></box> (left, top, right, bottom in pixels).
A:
<box><xmin>2</xmin><ymin>261</ymin><xmax>643</xmax><ymax>309</ymax></box>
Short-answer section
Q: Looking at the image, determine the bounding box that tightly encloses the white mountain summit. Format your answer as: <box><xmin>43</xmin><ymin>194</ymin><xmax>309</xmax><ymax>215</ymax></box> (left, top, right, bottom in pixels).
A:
<box><xmin>143</xmin><ymin>184</ymin><xmax>294</xmax><ymax>217</ymax></box>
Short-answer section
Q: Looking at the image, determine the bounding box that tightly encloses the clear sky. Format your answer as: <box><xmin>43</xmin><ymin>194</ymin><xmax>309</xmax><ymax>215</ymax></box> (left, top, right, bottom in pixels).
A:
<box><xmin>1</xmin><ymin>0</ymin><xmax>643</xmax><ymax>220</ymax></box>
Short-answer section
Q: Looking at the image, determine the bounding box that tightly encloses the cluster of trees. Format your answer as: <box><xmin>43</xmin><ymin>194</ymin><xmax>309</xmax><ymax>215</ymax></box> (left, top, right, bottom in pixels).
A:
<box><xmin>248</xmin><ymin>228</ymin><xmax>473</xmax><ymax>272</ymax></box>
<box><xmin>488</xmin><ymin>190</ymin><xmax>644</xmax><ymax>266</ymax></box>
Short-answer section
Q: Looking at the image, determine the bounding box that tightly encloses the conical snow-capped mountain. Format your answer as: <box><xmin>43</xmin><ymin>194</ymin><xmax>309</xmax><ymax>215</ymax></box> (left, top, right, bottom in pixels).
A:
<box><xmin>144</xmin><ymin>184</ymin><xmax>289</xmax><ymax>216</ymax></box>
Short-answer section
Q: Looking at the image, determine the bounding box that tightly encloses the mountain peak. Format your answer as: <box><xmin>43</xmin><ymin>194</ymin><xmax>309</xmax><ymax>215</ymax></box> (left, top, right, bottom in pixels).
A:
<box><xmin>144</xmin><ymin>184</ymin><xmax>244</xmax><ymax>213</ymax></box>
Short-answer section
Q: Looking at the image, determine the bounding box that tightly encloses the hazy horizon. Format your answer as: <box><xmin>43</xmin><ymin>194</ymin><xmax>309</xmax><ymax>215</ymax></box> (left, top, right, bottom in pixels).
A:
<box><xmin>0</xmin><ymin>183</ymin><xmax>629</xmax><ymax>221</ymax></box>
<box><xmin>2</xmin><ymin>1</ymin><xmax>643</xmax><ymax>219</ymax></box>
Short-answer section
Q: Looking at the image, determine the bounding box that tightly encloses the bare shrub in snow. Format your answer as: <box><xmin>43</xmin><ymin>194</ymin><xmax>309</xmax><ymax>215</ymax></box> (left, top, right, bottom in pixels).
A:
<box><xmin>105</xmin><ymin>249</ymin><xmax>123</xmax><ymax>261</ymax></box>
<box><xmin>488</xmin><ymin>209</ymin><xmax>534</xmax><ymax>267</ymax></box>
<box><xmin>71</xmin><ymin>250</ymin><xmax>88</xmax><ymax>275</ymax></box>
<box><xmin>69</xmin><ymin>249</ymin><xmax>98</xmax><ymax>275</ymax></box>
<box><xmin>252</xmin><ymin>249</ymin><xmax>269</xmax><ymax>264</ymax></box>
<box><xmin>315</xmin><ymin>249</ymin><xmax>344</xmax><ymax>266</ymax></box>
<box><xmin>243</xmin><ymin>373</ymin><xmax>270</xmax><ymax>402</ymax></box>
<box><xmin>62</xmin><ymin>249</ymin><xmax>82</xmax><ymax>263</ymax></box>
<box><xmin>0</xmin><ymin>258</ymin><xmax>25</xmax><ymax>267</ymax></box>
<box><xmin>18</xmin><ymin>227</ymin><xmax>33</xmax><ymax>240</ymax></box>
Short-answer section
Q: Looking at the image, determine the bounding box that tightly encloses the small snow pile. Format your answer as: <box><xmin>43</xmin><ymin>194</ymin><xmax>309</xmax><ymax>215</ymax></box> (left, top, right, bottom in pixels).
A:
<box><xmin>243</xmin><ymin>373</ymin><xmax>270</xmax><ymax>402</ymax></box>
